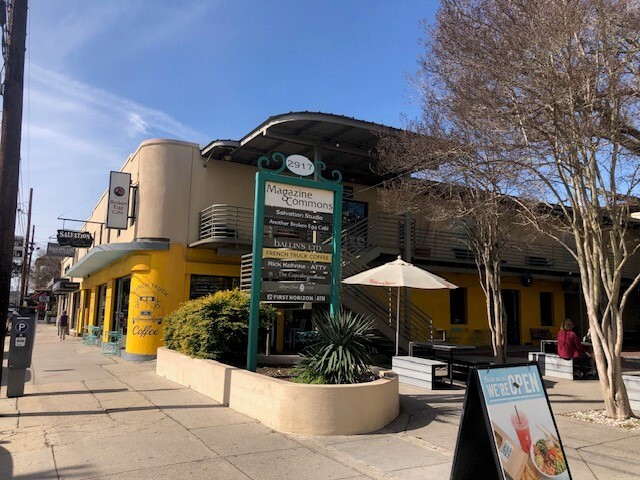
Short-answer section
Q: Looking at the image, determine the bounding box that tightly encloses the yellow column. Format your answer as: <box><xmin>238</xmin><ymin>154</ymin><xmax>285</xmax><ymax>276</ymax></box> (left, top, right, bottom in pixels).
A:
<box><xmin>125</xmin><ymin>246</ymin><xmax>183</xmax><ymax>357</ymax></box>
<box><xmin>102</xmin><ymin>279</ymin><xmax>116</xmax><ymax>342</ymax></box>
<box><xmin>88</xmin><ymin>287</ymin><xmax>98</xmax><ymax>326</ymax></box>
<box><xmin>76</xmin><ymin>290</ymin><xmax>86</xmax><ymax>335</ymax></box>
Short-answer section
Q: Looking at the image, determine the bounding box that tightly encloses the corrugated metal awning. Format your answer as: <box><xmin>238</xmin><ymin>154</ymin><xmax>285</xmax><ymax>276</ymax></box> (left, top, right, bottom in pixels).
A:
<box><xmin>201</xmin><ymin>111</ymin><xmax>401</xmax><ymax>186</ymax></box>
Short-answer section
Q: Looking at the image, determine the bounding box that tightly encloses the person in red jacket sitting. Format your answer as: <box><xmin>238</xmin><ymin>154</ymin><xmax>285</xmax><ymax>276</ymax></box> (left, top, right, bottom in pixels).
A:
<box><xmin>557</xmin><ymin>319</ymin><xmax>595</xmax><ymax>378</ymax></box>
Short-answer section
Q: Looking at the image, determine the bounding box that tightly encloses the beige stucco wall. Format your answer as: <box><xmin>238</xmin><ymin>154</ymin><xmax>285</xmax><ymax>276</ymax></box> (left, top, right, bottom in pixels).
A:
<box><xmin>75</xmin><ymin>139</ymin><xmax>201</xmax><ymax>263</ymax></box>
<box><xmin>156</xmin><ymin>347</ymin><xmax>399</xmax><ymax>435</ymax></box>
<box><xmin>73</xmin><ymin>139</ymin><xmax>384</xmax><ymax>256</ymax></box>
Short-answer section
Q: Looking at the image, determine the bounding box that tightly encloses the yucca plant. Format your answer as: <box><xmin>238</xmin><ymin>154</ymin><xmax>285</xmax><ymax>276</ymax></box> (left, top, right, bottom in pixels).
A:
<box><xmin>302</xmin><ymin>310</ymin><xmax>377</xmax><ymax>384</ymax></box>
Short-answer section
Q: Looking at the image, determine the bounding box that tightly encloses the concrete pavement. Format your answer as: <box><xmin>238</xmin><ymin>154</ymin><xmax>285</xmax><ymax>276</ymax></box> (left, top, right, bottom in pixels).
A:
<box><xmin>0</xmin><ymin>324</ymin><xmax>639</xmax><ymax>479</ymax></box>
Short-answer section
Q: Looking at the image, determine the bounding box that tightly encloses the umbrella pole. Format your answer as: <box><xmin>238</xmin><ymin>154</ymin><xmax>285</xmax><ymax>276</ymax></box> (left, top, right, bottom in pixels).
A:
<box><xmin>395</xmin><ymin>286</ymin><xmax>400</xmax><ymax>356</ymax></box>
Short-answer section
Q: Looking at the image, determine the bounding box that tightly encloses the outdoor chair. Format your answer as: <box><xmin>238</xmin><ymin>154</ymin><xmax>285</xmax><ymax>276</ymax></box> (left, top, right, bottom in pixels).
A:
<box><xmin>447</xmin><ymin>327</ymin><xmax>467</xmax><ymax>344</ymax></box>
<box><xmin>83</xmin><ymin>325</ymin><xmax>101</xmax><ymax>347</ymax></box>
<box><xmin>469</xmin><ymin>329</ymin><xmax>492</xmax><ymax>347</ymax></box>
<box><xmin>102</xmin><ymin>330</ymin><xmax>121</xmax><ymax>356</ymax></box>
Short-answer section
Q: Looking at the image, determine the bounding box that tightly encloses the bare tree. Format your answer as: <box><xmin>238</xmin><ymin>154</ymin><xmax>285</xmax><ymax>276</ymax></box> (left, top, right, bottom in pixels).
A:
<box><xmin>32</xmin><ymin>253</ymin><xmax>61</xmax><ymax>290</ymax></box>
<box><xmin>418</xmin><ymin>0</ymin><xmax>640</xmax><ymax>418</ymax></box>
<box><xmin>378</xmin><ymin>115</ymin><xmax>523</xmax><ymax>364</ymax></box>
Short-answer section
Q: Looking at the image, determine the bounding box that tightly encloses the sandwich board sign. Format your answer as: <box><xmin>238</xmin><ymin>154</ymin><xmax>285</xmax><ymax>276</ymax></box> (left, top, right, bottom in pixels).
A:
<box><xmin>451</xmin><ymin>363</ymin><xmax>572</xmax><ymax>480</ymax></box>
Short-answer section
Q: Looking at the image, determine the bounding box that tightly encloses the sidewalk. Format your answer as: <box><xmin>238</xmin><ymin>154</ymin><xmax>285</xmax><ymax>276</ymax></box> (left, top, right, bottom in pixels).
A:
<box><xmin>0</xmin><ymin>324</ymin><xmax>638</xmax><ymax>479</ymax></box>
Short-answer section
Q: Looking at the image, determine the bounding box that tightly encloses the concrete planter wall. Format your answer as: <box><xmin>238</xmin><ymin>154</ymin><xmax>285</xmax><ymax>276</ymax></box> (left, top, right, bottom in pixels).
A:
<box><xmin>156</xmin><ymin>347</ymin><xmax>399</xmax><ymax>435</ymax></box>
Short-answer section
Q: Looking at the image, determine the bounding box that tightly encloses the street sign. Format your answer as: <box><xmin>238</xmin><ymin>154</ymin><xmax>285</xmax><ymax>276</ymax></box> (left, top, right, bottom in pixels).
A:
<box><xmin>247</xmin><ymin>162</ymin><xmax>343</xmax><ymax>371</ymax></box>
<box><xmin>57</xmin><ymin>230</ymin><xmax>93</xmax><ymax>248</ymax></box>
<box><xmin>15</xmin><ymin>320</ymin><xmax>29</xmax><ymax>333</ymax></box>
<box><xmin>13</xmin><ymin>235</ymin><xmax>25</xmax><ymax>263</ymax></box>
<box><xmin>260</xmin><ymin>292</ymin><xmax>329</xmax><ymax>303</ymax></box>
<box><xmin>263</xmin><ymin>237</ymin><xmax>332</xmax><ymax>253</ymax></box>
<box><xmin>47</xmin><ymin>242</ymin><xmax>75</xmax><ymax>257</ymax></box>
<box><xmin>264</xmin><ymin>206</ymin><xmax>333</xmax><ymax>224</ymax></box>
<box><xmin>262</xmin><ymin>281</ymin><xmax>331</xmax><ymax>294</ymax></box>
<box><xmin>263</xmin><ymin>268</ymin><xmax>330</xmax><ymax>283</ymax></box>
<box><xmin>106</xmin><ymin>171</ymin><xmax>132</xmax><ymax>229</ymax></box>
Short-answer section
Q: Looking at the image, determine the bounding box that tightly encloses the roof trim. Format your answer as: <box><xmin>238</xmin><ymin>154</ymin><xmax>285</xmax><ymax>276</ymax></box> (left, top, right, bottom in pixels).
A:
<box><xmin>201</xmin><ymin>111</ymin><xmax>399</xmax><ymax>157</ymax></box>
<box><xmin>66</xmin><ymin>240</ymin><xmax>170</xmax><ymax>278</ymax></box>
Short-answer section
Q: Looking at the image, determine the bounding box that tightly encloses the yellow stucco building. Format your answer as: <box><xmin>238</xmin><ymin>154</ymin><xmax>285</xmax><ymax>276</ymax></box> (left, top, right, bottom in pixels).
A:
<box><xmin>53</xmin><ymin>112</ymin><xmax>640</xmax><ymax>360</ymax></box>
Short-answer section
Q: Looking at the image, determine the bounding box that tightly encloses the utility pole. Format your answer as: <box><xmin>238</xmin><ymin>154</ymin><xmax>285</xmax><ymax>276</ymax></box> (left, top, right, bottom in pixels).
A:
<box><xmin>22</xmin><ymin>223</ymin><xmax>34</xmax><ymax>302</ymax></box>
<box><xmin>0</xmin><ymin>0</ymin><xmax>29</xmax><ymax>390</ymax></box>
<box><xmin>19</xmin><ymin>187</ymin><xmax>32</xmax><ymax>305</ymax></box>
<box><xmin>18</xmin><ymin>189</ymin><xmax>32</xmax><ymax>303</ymax></box>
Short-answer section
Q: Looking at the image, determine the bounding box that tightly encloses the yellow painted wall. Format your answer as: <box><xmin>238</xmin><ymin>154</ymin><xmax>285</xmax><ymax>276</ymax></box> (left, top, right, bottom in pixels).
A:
<box><xmin>78</xmin><ymin>243</ymin><xmax>241</xmax><ymax>356</ymax></box>
<box><xmin>407</xmin><ymin>272</ymin><xmax>566</xmax><ymax>345</ymax></box>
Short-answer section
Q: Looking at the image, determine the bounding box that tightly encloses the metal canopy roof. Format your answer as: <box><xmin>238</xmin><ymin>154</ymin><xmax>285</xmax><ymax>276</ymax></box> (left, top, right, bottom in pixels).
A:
<box><xmin>201</xmin><ymin>112</ymin><xmax>401</xmax><ymax>186</ymax></box>
<box><xmin>65</xmin><ymin>240</ymin><xmax>170</xmax><ymax>278</ymax></box>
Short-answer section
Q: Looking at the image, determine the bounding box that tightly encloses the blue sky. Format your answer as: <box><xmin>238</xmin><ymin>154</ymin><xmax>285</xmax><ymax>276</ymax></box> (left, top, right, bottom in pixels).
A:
<box><xmin>17</xmin><ymin>0</ymin><xmax>438</xmax><ymax>251</ymax></box>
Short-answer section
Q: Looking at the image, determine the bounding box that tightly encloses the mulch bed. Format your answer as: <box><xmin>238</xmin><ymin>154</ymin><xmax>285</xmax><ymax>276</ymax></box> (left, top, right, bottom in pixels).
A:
<box><xmin>562</xmin><ymin>409</ymin><xmax>640</xmax><ymax>429</ymax></box>
<box><xmin>256</xmin><ymin>366</ymin><xmax>298</xmax><ymax>381</ymax></box>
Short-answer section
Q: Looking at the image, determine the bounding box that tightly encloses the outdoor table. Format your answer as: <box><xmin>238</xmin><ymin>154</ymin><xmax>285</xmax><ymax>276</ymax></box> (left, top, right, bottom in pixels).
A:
<box><xmin>540</xmin><ymin>339</ymin><xmax>558</xmax><ymax>353</ymax></box>
<box><xmin>430</xmin><ymin>344</ymin><xmax>477</xmax><ymax>385</ymax></box>
<box><xmin>408</xmin><ymin>341</ymin><xmax>476</xmax><ymax>385</ymax></box>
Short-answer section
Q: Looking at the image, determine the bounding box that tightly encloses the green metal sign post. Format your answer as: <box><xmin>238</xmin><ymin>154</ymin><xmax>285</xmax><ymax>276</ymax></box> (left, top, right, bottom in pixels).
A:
<box><xmin>247</xmin><ymin>163</ymin><xmax>342</xmax><ymax>372</ymax></box>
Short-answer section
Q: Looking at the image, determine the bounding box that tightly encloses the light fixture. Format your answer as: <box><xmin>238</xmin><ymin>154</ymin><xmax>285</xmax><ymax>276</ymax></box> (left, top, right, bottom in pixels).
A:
<box><xmin>521</xmin><ymin>273</ymin><xmax>534</xmax><ymax>287</ymax></box>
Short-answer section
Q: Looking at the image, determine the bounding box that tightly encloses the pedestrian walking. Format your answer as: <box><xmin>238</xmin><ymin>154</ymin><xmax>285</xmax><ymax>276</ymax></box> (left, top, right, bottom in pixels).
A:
<box><xmin>57</xmin><ymin>310</ymin><xmax>69</xmax><ymax>340</ymax></box>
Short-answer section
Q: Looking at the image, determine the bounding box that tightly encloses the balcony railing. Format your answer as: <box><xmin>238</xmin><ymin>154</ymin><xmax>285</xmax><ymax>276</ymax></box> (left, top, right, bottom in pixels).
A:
<box><xmin>199</xmin><ymin>204</ymin><xmax>254</xmax><ymax>245</ymax></box>
<box><xmin>200</xmin><ymin>205</ymin><xmax>640</xmax><ymax>278</ymax></box>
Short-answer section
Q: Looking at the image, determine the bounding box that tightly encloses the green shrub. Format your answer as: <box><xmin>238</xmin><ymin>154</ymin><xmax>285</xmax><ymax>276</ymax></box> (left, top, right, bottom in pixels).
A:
<box><xmin>297</xmin><ymin>310</ymin><xmax>376</xmax><ymax>384</ymax></box>
<box><xmin>163</xmin><ymin>289</ymin><xmax>276</xmax><ymax>363</ymax></box>
<box><xmin>291</xmin><ymin>365</ymin><xmax>327</xmax><ymax>384</ymax></box>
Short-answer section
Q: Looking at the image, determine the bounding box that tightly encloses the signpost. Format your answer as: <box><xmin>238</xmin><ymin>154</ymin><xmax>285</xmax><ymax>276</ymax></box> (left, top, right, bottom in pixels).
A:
<box><xmin>247</xmin><ymin>153</ymin><xmax>342</xmax><ymax>371</ymax></box>
<box><xmin>57</xmin><ymin>230</ymin><xmax>94</xmax><ymax>248</ymax></box>
<box><xmin>451</xmin><ymin>363</ymin><xmax>572</xmax><ymax>480</ymax></box>
<box><xmin>46</xmin><ymin>242</ymin><xmax>75</xmax><ymax>257</ymax></box>
<box><xmin>106</xmin><ymin>171</ymin><xmax>132</xmax><ymax>230</ymax></box>
<box><xmin>12</xmin><ymin>236</ymin><xmax>25</xmax><ymax>264</ymax></box>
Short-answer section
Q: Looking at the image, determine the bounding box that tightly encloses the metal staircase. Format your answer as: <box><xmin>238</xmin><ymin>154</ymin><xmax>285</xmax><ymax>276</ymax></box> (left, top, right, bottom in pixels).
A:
<box><xmin>337</xmin><ymin>215</ymin><xmax>435</xmax><ymax>355</ymax></box>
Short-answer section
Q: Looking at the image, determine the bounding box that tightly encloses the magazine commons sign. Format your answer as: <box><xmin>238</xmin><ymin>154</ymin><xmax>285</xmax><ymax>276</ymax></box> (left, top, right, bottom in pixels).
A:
<box><xmin>259</xmin><ymin>180</ymin><xmax>336</xmax><ymax>303</ymax></box>
<box><xmin>247</xmin><ymin>171</ymin><xmax>342</xmax><ymax>371</ymax></box>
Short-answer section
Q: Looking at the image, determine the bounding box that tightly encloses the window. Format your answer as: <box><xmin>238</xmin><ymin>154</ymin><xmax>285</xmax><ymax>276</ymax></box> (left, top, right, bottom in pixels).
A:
<box><xmin>96</xmin><ymin>284</ymin><xmax>108</xmax><ymax>328</ymax></box>
<box><xmin>450</xmin><ymin>287</ymin><xmax>467</xmax><ymax>324</ymax></box>
<box><xmin>189</xmin><ymin>275</ymin><xmax>239</xmax><ymax>300</ymax></box>
<box><xmin>540</xmin><ymin>292</ymin><xmax>553</xmax><ymax>326</ymax></box>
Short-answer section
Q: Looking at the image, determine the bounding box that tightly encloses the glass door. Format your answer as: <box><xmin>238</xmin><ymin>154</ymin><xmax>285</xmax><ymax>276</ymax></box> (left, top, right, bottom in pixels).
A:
<box><xmin>114</xmin><ymin>276</ymin><xmax>131</xmax><ymax>334</ymax></box>
<box><xmin>96</xmin><ymin>284</ymin><xmax>108</xmax><ymax>330</ymax></box>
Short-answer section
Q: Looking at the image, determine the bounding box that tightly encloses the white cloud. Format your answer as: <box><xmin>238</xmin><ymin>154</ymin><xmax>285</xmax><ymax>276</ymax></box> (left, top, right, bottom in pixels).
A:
<box><xmin>127</xmin><ymin>113</ymin><xmax>150</xmax><ymax>137</ymax></box>
<box><xmin>21</xmin><ymin>64</ymin><xmax>206</xmax><ymax>245</ymax></box>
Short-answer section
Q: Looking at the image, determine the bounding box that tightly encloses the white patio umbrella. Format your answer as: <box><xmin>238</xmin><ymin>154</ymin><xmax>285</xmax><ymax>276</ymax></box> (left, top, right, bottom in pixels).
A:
<box><xmin>342</xmin><ymin>256</ymin><xmax>458</xmax><ymax>355</ymax></box>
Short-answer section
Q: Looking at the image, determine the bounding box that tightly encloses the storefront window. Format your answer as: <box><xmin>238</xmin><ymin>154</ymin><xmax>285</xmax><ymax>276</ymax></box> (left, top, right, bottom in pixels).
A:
<box><xmin>450</xmin><ymin>287</ymin><xmax>467</xmax><ymax>324</ymax></box>
<box><xmin>540</xmin><ymin>292</ymin><xmax>554</xmax><ymax>326</ymax></box>
<box><xmin>189</xmin><ymin>275</ymin><xmax>239</xmax><ymax>300</ymax></box>
<box><xmin>96</xmin><ymin>284</ymin><xmax>108</xmax><ymax>329</ymax></box>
